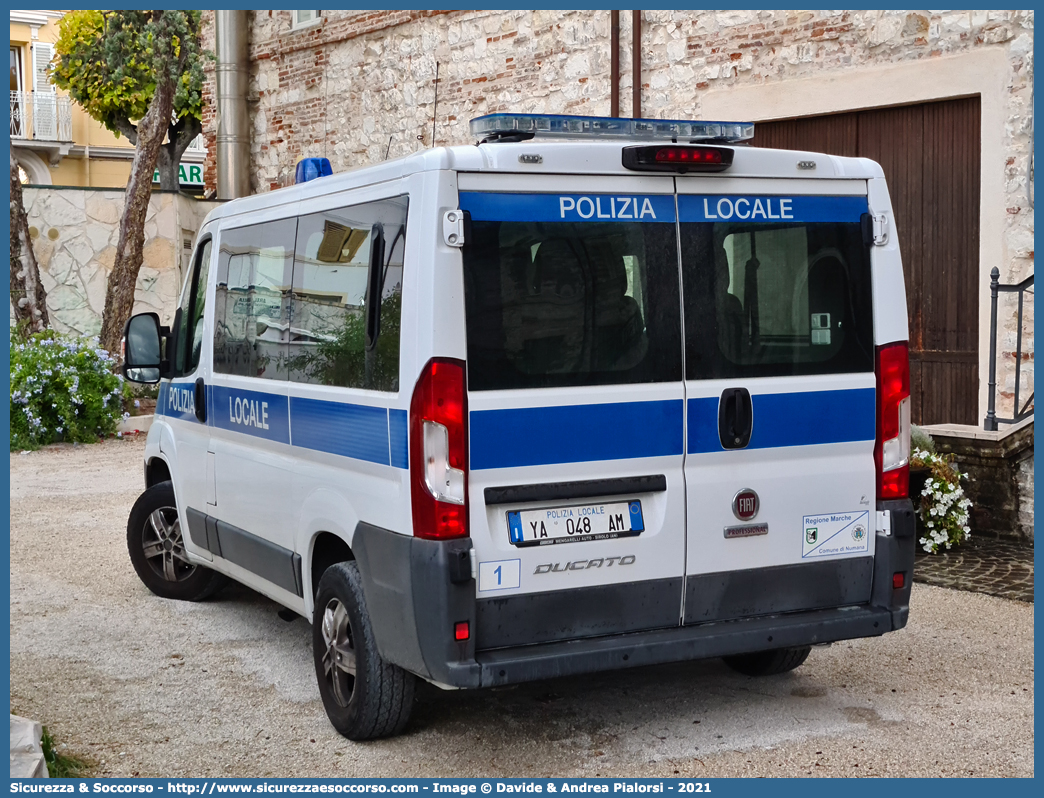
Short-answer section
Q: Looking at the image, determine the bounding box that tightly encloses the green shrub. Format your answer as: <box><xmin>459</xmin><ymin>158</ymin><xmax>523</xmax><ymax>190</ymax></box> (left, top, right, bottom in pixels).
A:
<box><xmin>10</xmin><ymin>330</ymin><xmax>125</xmax><ymax>450</ymax></box>
<box><xmin>41</xmin><ymin>726</ymin><xmax>93</xmax><ymax>778</ymax></box>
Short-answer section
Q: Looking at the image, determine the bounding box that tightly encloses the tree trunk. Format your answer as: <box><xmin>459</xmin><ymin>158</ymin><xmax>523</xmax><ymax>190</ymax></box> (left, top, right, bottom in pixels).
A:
<box><xmin>156</xmin><ymin>116</ymin><xmax>203</xmax><ymax>192</ymax></box>
<box><xmin>98</xmin><ymin>77</ymin><xmax>176</xmax><ymax>357</ymax></box>
<box><xmin>155</xmin><ymin>145</ymin><xmax>179</xmax><ymax>192</ymax></box>
<box><xmin>9</xmin><ymin>152</ymin><xmax>49</xmax><ymax>335</ymax></box>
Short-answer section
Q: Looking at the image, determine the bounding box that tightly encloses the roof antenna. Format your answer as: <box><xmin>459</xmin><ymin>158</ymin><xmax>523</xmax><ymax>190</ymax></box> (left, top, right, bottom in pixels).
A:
<box><xmin>430</xmin><ymin>61</ymin><xmax>439</xmax><ymax>148</ymax></box>
<box><xmin>385</xmin><ymin>136</ymin><xmax>393</xmax><ymax>160</ymax></box>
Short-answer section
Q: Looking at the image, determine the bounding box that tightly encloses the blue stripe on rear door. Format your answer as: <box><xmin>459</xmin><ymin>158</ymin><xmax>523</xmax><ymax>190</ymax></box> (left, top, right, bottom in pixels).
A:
<box><xmin>459</xmin><ymin>192</ymin><xmax>677</xmax><ymax>223</ymax></box>
<box><xmin>677</xmin><ymin>194</ymin><xmax>868</xmax><ymax>223</ymax></box>
<box><xmin>470</xmin><ymin>400</ymin><xmax>684</xmax><ymax>470</ymax></box>
<box><xmin>687</xmin><ymin>396</ymin><xmax>721</xmax><ymax>454</ymax></box>
<box><xmin>687</xmin><ymin>388</ymin><xmax>876</xmax><ymax>453</ymax></box>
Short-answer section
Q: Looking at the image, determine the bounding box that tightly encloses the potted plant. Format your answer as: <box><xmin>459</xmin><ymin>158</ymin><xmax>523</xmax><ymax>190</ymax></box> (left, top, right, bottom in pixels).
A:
<box><xmin>909</xmin><ymin>429</ymin><xmax>973</xmax><ymax>554</ymax></box>
<box><xmin>909</xmin><ymin>425</ymin><xmax>934</xmax><ymax>500</ymax></box>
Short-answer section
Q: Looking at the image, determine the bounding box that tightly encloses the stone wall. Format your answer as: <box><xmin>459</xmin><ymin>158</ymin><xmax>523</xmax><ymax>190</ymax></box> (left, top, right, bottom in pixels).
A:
<box><xmin>924</xmin><ymin>420</ymin><xmax>1034</xmax><ymax>544</ymax></box>
<box><xmin>17</xmin><ymin>188</ymin><xmax>222</xmax><ymax>338</ymax></box>
<box><xmin>199</xmin><ymin>9</ymin><xmax>1033</xmax><ymax>421</ymax></box>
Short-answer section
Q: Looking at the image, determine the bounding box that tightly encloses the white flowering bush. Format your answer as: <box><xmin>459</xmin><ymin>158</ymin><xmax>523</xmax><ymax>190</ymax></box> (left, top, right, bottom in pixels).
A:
<box><xmin>10</xmin><ymin>330</ymin><xmax>126</xmax><ymax>450</ymax></box>
<box><xmin>911</xmin><ymin>448</ymin><xmax>972</xmax><ymax>553</ymax></box>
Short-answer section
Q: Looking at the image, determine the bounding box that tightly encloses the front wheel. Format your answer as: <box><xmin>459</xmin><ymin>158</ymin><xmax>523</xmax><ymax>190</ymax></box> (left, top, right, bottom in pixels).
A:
<box><xmin>126</xmin><ymin>481</ymin><xmax>226</xmax><ymax>601</ymax></box>
<box><xmin>723</xmin><ymin>646</ymin><xmax>811</xmax><ymax>676</ymax></box>
<box><xmin>313</xmin><ymin>561</ymin><xmax>415</xmax><ymax>740</ymax></box>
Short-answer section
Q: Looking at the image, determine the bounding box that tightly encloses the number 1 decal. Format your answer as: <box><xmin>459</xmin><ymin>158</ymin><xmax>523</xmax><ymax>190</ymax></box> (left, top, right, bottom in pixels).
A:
<box><xmin>479</xmin><ymin>559</ymin><xmax>520</xmax><ymax>592</ymax></box>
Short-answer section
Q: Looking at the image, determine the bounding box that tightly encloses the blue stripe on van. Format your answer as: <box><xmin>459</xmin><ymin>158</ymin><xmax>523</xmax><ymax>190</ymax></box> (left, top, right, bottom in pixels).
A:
<box><xmin>211</xmin><ymin>385</ymin><xmax>291</xmax><ymax>444</ymax></box>
<box><xmin>677</xmin><ymin>194</ymin><xmax>868</xmax><ymax>224</ymax></box>
<box><xmin>290</xmin><ymin>397</ymin><xmax>391</xmax><ymax>466</ymax></box>
<box><xmin>470</xmin><ymin>400</ymin><xmax>684</xmax><ymax>470</ymax></box>
<box><xmin>687</xmin><ymin>396</ymin><xmax>721</xmax><ymax>454</ymax></box>
<box><xmin>687</xmin><ymin>388</ymin><xmax>876</xmax><ymax>454</ymax></box>
<box><xmin>459</xmin><ymin>191</ymin><xmax>677</xmax><ymax>223</ymax></box>
<box><xmin>389</xmin><ymin>408</ymin><xmax>409</xmax><ymax>469</ymax></box>
<box><xmin>156</xmin><ymin>381</ymin><xmax>201</xmax><ymax>423</ymax></box>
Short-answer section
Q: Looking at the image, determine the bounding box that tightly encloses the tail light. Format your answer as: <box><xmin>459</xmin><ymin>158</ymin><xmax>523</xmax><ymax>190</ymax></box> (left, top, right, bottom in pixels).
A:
<box><xmin>622</xmin><ymin>145</ymin><xmax>734</xmax><ymax>173</ymax></box>
<box><xmin>875</xmin><ymin>341</ymin><xmax>910</xmax><ymax>499</ymax></box>
<box><xmin>410</xmin><ymin>358</ymin><xmax>469</xmax><ymax>540</ymax></box>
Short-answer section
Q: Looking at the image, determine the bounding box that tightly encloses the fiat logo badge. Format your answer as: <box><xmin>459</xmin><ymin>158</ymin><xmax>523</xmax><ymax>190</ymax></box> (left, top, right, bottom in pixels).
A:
<box><xmin>733</xmin><ymin>489</ymin><xmax>759</xmax><ymax>521</ymax></box>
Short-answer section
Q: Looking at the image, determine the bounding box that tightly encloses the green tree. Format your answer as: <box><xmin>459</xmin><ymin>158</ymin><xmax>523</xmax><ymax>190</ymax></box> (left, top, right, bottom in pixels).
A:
<box><xmin>50</xmin><ymin>11</ymin><xmax>206</xmax><ymax>356</ymax></box>
<box><xmin>51</xmin><ymin>10</ymin><xmax>206</xmax><ymax>192</ymax></box>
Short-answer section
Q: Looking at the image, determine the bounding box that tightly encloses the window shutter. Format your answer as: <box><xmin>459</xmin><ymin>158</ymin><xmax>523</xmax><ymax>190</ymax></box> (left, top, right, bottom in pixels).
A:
<box><xmin>32</xmin><ymin>42</ymin><xmax>55</xmax><ymax>93</ymax></box>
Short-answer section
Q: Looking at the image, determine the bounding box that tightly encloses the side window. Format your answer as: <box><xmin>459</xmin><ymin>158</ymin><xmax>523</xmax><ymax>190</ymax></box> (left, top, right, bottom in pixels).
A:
<box><xmin>212</xmin><ymin>218</ymin><xmax>297</xmax><ymax>380</ymax></box>
<box><xmin>173</xmin><ymin>238</ymin><xmax>212</xmax><ymax>376</ymax></box>
<box><xmin>287</xmin><ymin>197</ymin><xmax>406</xmax><ymax>391</ymax></box>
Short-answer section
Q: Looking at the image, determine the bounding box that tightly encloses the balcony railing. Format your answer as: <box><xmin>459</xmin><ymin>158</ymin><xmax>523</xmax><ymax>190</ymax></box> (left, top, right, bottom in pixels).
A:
<box><xmin>984</xmin><ymin>267</ymin><xmax>1034</xmax><ymax>430</ymax></box>
<box><xmin>10</xmin><ymin>91</ymin><xmax>73</xmax><ymax>142</ymax></box>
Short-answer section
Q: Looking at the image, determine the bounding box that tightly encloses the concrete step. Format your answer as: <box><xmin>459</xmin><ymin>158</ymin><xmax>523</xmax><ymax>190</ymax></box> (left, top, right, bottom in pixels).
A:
<box><xmin>118</xmin><ymin>414</ymin><xmax>154</xmax><ymax>435</ymax></box>
<box><xmin>10</xmin><ymin>714</ymin><xmax>48</xmax><ymax>778</ymax></box>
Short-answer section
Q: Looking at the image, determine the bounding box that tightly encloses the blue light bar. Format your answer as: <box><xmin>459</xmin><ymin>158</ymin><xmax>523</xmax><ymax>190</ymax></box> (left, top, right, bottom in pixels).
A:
<box><xmin>295</xmin><ymin>157</ymin><xmax>333</xmax><ymax>184</ymax></box>
<box><xmin>470</xmin><ymin>113</ymin><xmax>755</xmax><ymax>143</ymax></box>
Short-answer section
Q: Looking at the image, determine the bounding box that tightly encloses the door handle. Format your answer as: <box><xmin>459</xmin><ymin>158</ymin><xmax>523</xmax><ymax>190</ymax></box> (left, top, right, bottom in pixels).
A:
<box><xmin>718</xmin><ymin>387</ymin><xmax>752</xmax><ymax>449</ymax></box>
<box><xmin>194</xmin><ymin>377</ymin><xmax>207</xmax><ymax>423</ymax></box>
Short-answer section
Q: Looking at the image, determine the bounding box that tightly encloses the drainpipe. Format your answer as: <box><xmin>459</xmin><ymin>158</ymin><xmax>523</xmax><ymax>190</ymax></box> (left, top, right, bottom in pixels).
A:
<box><xmin>631</xmin><ymin>10</ymin><xmax>642</xmax><ymax>118</ymax></box>
<box><xmin>610</xmin><ymin>11</ymin><xmax>620</xmax><ymax>117</ymax></box>
<box><xmin>215</xmin><ymin>10</ymin><xmax>251</xmax><ymax>199</ymax></box>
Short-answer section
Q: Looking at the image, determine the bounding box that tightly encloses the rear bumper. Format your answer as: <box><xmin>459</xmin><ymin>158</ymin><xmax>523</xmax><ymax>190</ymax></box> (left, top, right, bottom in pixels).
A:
<box><xmin>353</xmin><ymin>498</ymin><xmax>916</xmax><ymax>689</ymax></box>
<box><xmin>473</xmin><ymin>604</ymin><xmax>892</xmax><ymax>687</ymax></box>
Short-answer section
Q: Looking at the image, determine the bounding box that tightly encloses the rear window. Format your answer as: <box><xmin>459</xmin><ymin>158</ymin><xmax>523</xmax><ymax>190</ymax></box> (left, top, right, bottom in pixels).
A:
<box><xmin>678</xmin><ymin>194</ymin><xmax>875</xmax><ymax>380</ymax></box>
<box><xmin>460</xmin><ymin>192</ymin><xmax>682</xmax><ymax>391</ymax></box>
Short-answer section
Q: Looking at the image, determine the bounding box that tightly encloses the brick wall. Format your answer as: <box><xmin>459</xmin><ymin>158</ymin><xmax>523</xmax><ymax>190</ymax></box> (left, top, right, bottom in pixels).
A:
<box><xmin>200</xmin><ymin>9</ymin><xmax>1033</xmax><ymax>419</ymax></box>
<box><xmin>926</xmin><ymin>420</ymin><xmax>1034</xmax><ymax>544</ymax></box>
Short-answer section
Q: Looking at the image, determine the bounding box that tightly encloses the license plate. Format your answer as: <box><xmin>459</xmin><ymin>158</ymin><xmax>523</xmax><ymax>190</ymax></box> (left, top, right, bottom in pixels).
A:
<box><xmin>508</xmin><ymin>501</ymin><xmax>644</xmax><ymax>547</ymax></box>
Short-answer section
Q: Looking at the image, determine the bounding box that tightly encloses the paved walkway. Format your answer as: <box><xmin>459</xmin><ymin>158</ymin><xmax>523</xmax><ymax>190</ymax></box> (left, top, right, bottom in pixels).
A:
<box><xmin>914</xmin><ymin>535</ymin><xmax>1034</xmax><ymax>603</ymax></box>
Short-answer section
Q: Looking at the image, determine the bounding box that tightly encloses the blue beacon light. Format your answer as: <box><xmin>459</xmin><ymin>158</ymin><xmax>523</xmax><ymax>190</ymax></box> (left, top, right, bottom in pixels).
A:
<box><xmin>295</xmin><ymin>157</ymin><xmax>333</xmax><ymax>184</ymax></box>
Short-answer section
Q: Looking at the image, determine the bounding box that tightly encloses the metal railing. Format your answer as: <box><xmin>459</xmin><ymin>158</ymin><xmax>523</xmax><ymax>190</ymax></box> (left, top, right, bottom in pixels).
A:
<box><xmin>10</xmin><ymin>91</ymin><xmax>73</xmax><ymax>142</ymax></box>
<box><xmin>984</xmin><ymin>267</ymin><xmax>1034</xmax><ymax>430</ymax></box>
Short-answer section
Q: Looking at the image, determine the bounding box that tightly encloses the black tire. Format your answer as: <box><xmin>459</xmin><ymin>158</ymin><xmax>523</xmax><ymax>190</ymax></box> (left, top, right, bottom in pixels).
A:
<box><xmin>723</xmin><ymin>646</ymin><xmax>812</xmax><ymax>677</ymax></box>
<box><xmin>127</xmin><ymin>481</ymin><xmax>227</xmax><ymax>601</ymax></box>
<box><xmin>313</xmin><ymin>561</ymin><xmax>415</xmax><ymax>740</ymax></box>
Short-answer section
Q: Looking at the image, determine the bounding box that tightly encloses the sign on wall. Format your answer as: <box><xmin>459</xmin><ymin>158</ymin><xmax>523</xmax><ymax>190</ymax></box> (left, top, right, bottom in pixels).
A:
<box><xmin>152</xmin><ymin>163</ymin><xmax>204</xmax><ymax>187</ymax></box>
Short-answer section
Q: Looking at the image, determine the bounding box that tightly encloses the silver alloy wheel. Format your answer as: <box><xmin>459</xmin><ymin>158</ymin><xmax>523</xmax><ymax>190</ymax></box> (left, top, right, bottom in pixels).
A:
<box><xmin>141</xmin><ymin>506</ymin><xmax>196</xmax><ymax>583</ymax></box>
<box><xmin>321</xmin><ymin>597</ymin><xmax>358</xmax><ymax>707</ymax></box>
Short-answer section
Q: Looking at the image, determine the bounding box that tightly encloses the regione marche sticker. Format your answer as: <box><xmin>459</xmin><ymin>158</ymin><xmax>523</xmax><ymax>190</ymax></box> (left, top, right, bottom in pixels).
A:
<box><xmin>801</xmin><ymin>511</ymin><xmax>870</xmax><ymax>558</ymax></box>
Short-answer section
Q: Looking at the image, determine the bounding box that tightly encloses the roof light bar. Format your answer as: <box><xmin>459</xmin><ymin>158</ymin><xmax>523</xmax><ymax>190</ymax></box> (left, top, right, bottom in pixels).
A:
<box><xmin>470</xmin><ymin>113</ymin><xmax>755</xmax><ymax>144</ymax></box>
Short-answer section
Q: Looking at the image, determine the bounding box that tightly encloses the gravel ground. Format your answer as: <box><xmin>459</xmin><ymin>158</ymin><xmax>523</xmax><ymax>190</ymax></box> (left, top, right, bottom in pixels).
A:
<box><xmin>9</xmin><ymin>439</ymin><xmax>1035</xmax><ymax>778</ymax></box>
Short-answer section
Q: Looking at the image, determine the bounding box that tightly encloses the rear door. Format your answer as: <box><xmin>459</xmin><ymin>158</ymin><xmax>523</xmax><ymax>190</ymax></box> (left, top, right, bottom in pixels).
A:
<box><xmin>676</xmin><ymin>180</ymin><xmax>878</xmax><ymax>625</ymax></box>
<box><xmin>458</xmin><ymin>174</ymin><xmax>687</xmax><ymax>649</ymax></box>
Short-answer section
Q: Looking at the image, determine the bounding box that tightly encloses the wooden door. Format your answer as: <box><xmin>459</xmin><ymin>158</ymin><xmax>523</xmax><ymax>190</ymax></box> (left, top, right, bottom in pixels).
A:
<box><xmin>753</xmin><ymin>97</ymin><xmax>981</xmax><ymax>425</ymax></box>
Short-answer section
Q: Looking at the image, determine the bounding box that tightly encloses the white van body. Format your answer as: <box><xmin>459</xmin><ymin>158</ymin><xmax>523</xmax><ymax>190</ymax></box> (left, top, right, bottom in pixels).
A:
<box><xmin>129</xmin><ymin>117</ymin><xmax>915</xmax><ymax>737</ymax></box>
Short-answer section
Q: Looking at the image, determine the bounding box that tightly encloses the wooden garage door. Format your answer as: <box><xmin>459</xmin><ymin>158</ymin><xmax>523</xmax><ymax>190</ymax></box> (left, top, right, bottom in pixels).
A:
<box><xmin>752</xmin><ymin>97</ymin><xmax>981</xmax><ymax>425</ymax></box>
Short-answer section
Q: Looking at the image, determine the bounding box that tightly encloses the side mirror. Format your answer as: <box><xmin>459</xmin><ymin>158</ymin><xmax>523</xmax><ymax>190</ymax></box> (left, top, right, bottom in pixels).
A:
<box><xmin>123</xmin><ymin>312</ymin><xmax>163</xmax><ymax>384</ymax></box>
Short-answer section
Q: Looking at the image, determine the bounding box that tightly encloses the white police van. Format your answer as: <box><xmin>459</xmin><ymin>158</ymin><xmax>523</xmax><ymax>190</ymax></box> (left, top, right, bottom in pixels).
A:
<box><xmin>122</xmin><ymin>113</ymin><xmax>915</xmax><ymax>740</ymax></box>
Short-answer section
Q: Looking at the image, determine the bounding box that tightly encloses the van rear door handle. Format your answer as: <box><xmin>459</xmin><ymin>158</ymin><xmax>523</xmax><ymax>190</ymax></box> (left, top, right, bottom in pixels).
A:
<box><xmin>718</xmin><ymin>387</ymin><xmax>752</xmax><ymax>449</ymax></box>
